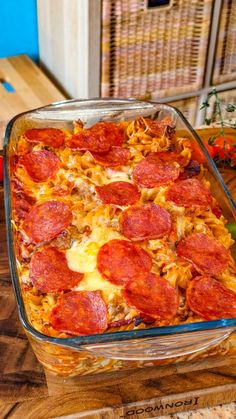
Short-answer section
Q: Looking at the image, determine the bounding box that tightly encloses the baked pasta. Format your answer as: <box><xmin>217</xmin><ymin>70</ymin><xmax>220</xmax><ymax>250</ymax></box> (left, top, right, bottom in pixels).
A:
<box><xmin>10</xmin><ymin>116</ymin><xmax>236</xmax><ymax>339</ymax></box>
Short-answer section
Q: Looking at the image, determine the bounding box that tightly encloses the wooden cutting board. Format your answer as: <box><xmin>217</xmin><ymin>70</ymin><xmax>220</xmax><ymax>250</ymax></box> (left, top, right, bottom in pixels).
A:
<box><xmin>1</xmin><ymin>131</ymin><xmax>236</xmax><ymax>418</ymax></box>
<box><xmin>0</xmin><ymin>55</ymin><xmax>66</xmax><ymax>149</ymax></box>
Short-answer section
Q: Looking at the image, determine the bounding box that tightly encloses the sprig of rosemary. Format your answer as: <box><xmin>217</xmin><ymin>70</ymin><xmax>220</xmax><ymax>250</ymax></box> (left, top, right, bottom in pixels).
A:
<box><xmin>200</xmin><ymin>88</ymin><xmax>236</xmax><ymax>167</ymax></box>
<box><xmin>200</xmin><ymin>88</ymin><xmax>236</xmax><ymax>130</ymax></box>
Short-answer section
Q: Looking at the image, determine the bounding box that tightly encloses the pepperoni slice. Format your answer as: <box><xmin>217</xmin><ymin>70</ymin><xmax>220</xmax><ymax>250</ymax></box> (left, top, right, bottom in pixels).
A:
<box><xmin>176</xmin><ymin>233</ymin><xmax>229</xmax><ymax>276</ymax></box>
<box><xmin>12</xmin><ymin>192</ymin><xmax>35</xmax><ymax>220</ymax></box>
<box><xmin>146</xmin><ymin>151</ymin><xmax>187</xmax><ymax>167</ymax></box>
<box><xmin>122</xmin><ymin>272</ymin><xmax>179</xmax><ymax>321</ymax></box>
<box><xmin>23</xmin><ymin>200</ymin><xmax>72</xmax><ymax>243</ymax></box>
<box><xmin>143</xmin><ymin>117</ymin><xmax>175</xmax><ymax>138</ymax></box>
<box><xmin>133</xmin><ymin>156</ymin><xmax>180</xmax><ymax>188</ymax></box>
<box><xmin>166</xmin><ymin>179</ymin><xmax>212</xmax><ymax>208</ymax></box>
<box><xmin>21</xmin><ymin>150</ymin><xmax>60</xmax><ymax>182</ymax></box>
<box><xmin>91</xmin><ymin>146</ymin><xmax>130</xmax><ymax>167</ymax></box>
<box><xmin>90</xmin><ymin>121</ymin><xmax>124</xmax><ymax>146</ymax></box>
<box><xmin>96</xmin><ymin>182</ymin><xmax>140</xmax><ymax>206</ymax></box>
<box><xmin>68</xmin><ymin>130</ymin><xmax>111</xmax><ymax>153</ymax></box>
<box><xmin>30</xmin><ymin>247</ymin><xmax>83</xmax><ymax>292</ymax></box>
<box><xmin>120</xmin><ymin>203</ymin><xmax>172</xmax><ymax>241</ymax></box>
<box><xmin>97</xmin><ymin>239</ymin><xmax>152</xmax><ymax>285</ymax></box>
<box><xmin>49</xmin><ymin>291</ymin><xmax>108</xmax><ymax>335</ymax></box>
<box><xmin>23</xmin><ymin>128</ymin><xmax>65</xmax><ymax>148</ymax></box>
<box><xmin>186</xmin><ymin>275</ymin><xmax>236</xmax><ymax>320</ymax></box>
<box><xmin>68</xmin><ymin>121</ymin><xmax>124</xmax><ymax>152</ymax></box>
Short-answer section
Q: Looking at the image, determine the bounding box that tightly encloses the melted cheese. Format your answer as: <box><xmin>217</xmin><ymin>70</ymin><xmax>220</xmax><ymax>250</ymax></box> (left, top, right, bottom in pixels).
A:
<box><xmin>67</xmin><ymin>226</ymin><xmax>121</xmax><ymax>297</ymax></box>
<box><xmin>67</xmin><ymin>241</ymin><xmax>99</xmax><ymax>273</ymax></box>
<box><xmin>74</xmin><ymin>270</ymin><xmax>119</xmax><ymax>298</ymax></box>
<box><xmin>66</xmin><ymin>226</ymin><xmax>121</xmax><ymax>273</ymax></box>
<box><xmin>105</xmin><ymin>168</ymin><xmax>131</xmax><ymax>183</ymax></box>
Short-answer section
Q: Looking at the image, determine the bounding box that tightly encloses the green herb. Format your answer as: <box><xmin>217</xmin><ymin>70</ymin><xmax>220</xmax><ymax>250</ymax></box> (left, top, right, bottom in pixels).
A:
<box><xmin>208</xmin><ymin>135</ymin><xmax>217</xmax><ymax>145</ymax></box>
<box><xmin>201</xmin><ymin>88</ymin><xmax>236</xmax><ymax>168</ymax></box>
<box><xmin>204</xmin><ymin>117</ymin><xmax>212</xmax><ymax>126</ymax></box>
<box><xmin>200</xmin><ymin>100</ymin><xmax>210</xmax><ymax>110</ymax></box>
<box><xmin>226</xmin><ymin>224</ymin><xmax>236</xmax><ymax>239</ymax></box>
<box><xmin>205</xmin><ymin>88</ymin><xmax>225</xmax><ymax>138</ymax></box>
<box><xmin>226</xmin><ymin>104</ymin><xmax>236</xmax><ymax>113</ymax></box>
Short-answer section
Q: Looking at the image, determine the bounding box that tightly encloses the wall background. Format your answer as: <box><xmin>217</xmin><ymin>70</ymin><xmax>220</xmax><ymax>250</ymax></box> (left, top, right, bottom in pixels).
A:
<box><xmin>0</xmin><ymin>0</ymin><xmax>39</xmax><ymax>62</ymax></box>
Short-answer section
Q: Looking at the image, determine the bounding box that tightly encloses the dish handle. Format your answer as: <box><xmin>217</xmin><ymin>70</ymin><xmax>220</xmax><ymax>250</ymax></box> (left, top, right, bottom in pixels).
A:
<box><xmin>79</xmin><ymin>329</ymin><xmax>234</xmax><ymax>360</ymax></box>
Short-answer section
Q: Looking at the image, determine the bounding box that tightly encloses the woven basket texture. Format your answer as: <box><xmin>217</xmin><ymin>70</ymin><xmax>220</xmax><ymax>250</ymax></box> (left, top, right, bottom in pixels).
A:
<box><xmin>206</xmin><ymin>89</ymin><xmax>236</xmax><ymax>122</ymax></box>
<box><xmin>101</xmin><ymin>0</ymin><xmax>213</xmax><ymax>99</ymax></box>
<box><xmin>169</xmin><ymin>97</ymin><xmax>198</xmax><ymax>125</ymax></box>
<box><xmin>213</xmin><ymin>0</ymin><xmax>236</xmax><ymax>85</ymax></box>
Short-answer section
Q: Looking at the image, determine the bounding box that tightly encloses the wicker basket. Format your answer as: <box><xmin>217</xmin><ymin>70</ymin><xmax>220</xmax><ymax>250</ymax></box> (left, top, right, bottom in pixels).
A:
<box><xmin>101</xmin><ymin>0</ymin><xmax>213</xmax><ymax>99</ymax></box>
<box><xmin>212</xmin><ymin>0</ymin><xmax>236</xmax><ymax>85</ymax></box>
<box><xmin>169</xmin><ymin>97</ymin><xmax>198</xmax><ymax>126</ymax></box>
<box><xmin>205</xmin><ymin>88</ymin><xmax>236</xmax><ymax>123</ymax></box>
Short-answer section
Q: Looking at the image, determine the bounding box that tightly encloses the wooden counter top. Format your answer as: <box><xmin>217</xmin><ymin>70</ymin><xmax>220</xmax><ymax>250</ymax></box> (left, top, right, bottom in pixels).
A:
<box><xmin>0</xmin><ymin>55</ymin><xmax>66</xmax><ymax>149</ymax></box>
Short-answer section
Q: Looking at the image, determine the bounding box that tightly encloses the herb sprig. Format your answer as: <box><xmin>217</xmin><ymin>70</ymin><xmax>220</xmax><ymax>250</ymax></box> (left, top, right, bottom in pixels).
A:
<box><xmin>200</xmin><ymin>88</ymin><xmax>236</xmax><ymax>167</ymax></box>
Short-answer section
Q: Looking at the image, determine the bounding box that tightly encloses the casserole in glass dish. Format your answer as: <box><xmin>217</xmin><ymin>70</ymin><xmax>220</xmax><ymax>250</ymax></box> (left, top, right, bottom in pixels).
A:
<box><xmin>4</xmin><ymin>98</ymin><xmax>236</xmax><ymax>377</ymax></box>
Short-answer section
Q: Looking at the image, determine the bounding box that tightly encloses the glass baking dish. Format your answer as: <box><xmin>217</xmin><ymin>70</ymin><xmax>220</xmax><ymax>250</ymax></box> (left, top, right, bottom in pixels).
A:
<box><xmin>4</xmin><ymin>98</ymin><xmax>236</xmax><ymax>377</ymax></box>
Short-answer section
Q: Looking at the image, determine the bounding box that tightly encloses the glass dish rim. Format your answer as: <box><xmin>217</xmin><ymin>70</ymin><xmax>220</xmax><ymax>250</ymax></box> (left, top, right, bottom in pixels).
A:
<box><xmin>3</xmin><ymin>97</ymin><xmax>236</xmax><ymax>349</ymax></box>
